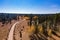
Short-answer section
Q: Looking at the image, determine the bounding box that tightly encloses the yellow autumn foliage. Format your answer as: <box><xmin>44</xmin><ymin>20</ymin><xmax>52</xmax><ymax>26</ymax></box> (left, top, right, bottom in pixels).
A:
<box><xmin>38</xmin><ymin>25</ymin><xmax>43</xmax><ymax>33</ymax></box>
<box><xmin>27</xmin><ymin>25</ymin><xmax>35</xmax><ymax>33</ymax></box>
<box><xmin>48</xmin><ymin>29</ymin><xmax>52</xmax><ymax>36</ymax></box>
<box><xmin>24</xmin><ymin>16</ymin><xmax>30</xmax><ymax>20</ymax></box>
<box><xmin>33</xmin><ymin>16</ymin><xmax>38</xmax><ymax>19</ymax></box>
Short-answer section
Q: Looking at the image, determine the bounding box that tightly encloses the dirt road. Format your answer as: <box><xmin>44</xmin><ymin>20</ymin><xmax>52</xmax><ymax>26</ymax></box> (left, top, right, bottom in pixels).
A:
<box><xmin>7</xmin><ymin>19</ymin><xmax>25</xmax><ymax>40</ymax></box>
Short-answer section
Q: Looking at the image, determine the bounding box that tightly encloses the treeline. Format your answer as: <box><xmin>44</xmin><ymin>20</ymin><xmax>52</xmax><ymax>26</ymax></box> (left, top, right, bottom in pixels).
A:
<box><xmin>0</xmin><ymin>13</ymin><xmax>17</xmax><ymax>24</ymax></box>
<box><xmin>0</xmin><ymin>13</ymin><xmax>60</xmax><ymax>26</ymax></box>
<box><xmin>24</xmin><ymin>13</ymin><xmax>60</xmax><ymax>33</ymax></box>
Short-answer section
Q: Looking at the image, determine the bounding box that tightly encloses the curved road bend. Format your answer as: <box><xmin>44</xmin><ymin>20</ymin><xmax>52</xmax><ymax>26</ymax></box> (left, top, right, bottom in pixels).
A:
<box><xmin>7</xmin><ymin>19</ymin><xmax>25</xmax><ymax>40</ymax></box>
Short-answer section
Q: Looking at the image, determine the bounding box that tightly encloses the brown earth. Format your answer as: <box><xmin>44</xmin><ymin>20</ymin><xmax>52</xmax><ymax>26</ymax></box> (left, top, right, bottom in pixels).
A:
<box><xmin>14</xmin><ymin>19</ymin><xmax>30</xmax><ymax>40</ymax></box>
<box><xmin>0</xmin><ymin>20</ymin><xmax>16</xmax><ymax>40</ymax></box>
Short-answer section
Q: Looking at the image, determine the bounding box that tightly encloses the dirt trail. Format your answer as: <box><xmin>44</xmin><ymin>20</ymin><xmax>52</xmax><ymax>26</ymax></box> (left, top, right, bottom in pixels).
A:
<box><xmin>7</xmin><ymin>19</ymin><xmax>25</xmax><ymax>40</ymax></box>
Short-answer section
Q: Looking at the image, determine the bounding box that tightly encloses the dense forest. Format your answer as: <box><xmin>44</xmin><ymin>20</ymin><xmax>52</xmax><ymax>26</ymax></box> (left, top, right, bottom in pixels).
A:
<box><xmin>0</xmin><ymin>13</ymin><xmax>18</xmax><ymax>24</ymax></box>
<box><xmin>0</xmin><ymin>13</ymin><xmax>60</xmax><ymax>26</ymax></box>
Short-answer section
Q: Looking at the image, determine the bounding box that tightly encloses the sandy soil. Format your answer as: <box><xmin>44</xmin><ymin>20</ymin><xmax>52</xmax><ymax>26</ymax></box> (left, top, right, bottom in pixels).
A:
<box><xmin>14</xmin><ymin>20</ymin><xmax>30</xmax><ymax>40</ymax></box>
<box><xmin>0</xmin><ymin>20</ymin><xmax>16</xmax><ymax>40</ymax></box>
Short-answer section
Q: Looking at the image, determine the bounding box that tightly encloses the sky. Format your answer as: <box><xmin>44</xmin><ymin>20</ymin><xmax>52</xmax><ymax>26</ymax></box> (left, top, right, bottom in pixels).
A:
<box><xmin>0</xmin><ymin>0</ymin><xmax>60</xmax><ymax>14</ymax></box>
